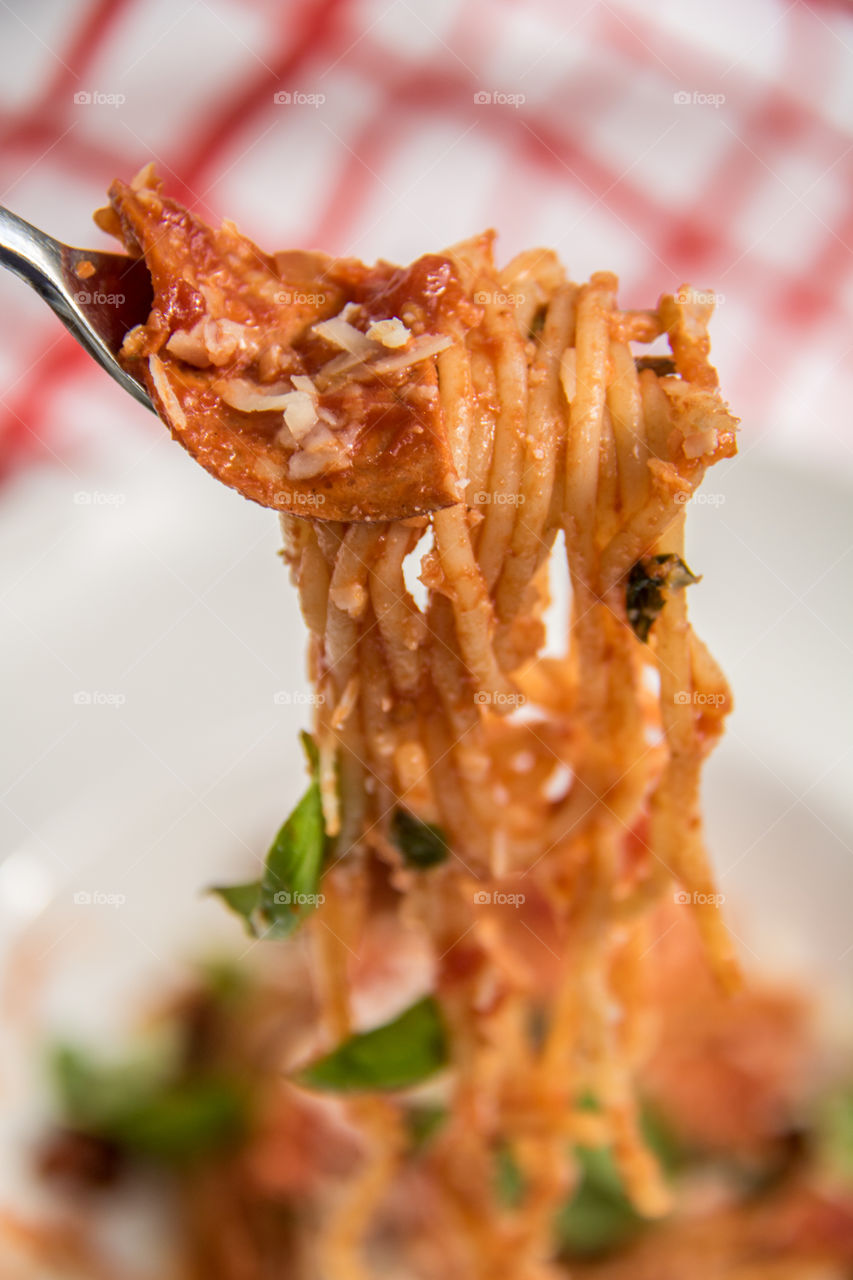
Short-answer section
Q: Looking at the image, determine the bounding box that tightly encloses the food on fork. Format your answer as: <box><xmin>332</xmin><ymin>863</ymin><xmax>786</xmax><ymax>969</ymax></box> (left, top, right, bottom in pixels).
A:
<box><xmin>20</xmin><ymin>165</ymin><xmax>746</xmax><ymax>1277</ymax></box>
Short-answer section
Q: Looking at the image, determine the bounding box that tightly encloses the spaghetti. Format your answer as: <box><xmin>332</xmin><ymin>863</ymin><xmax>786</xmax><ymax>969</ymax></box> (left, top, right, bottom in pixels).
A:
<box><xmin>100</xmin><ymin>167</ymin><xmax>740</xmax><ymax>1279</ymax></box>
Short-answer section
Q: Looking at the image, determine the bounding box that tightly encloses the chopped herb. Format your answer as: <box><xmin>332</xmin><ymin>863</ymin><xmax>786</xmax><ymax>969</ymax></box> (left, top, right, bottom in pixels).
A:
<box><xmin>210</xmin><ymin>732</ymin><xmax>327</xmax><ymax>939</ymax></box>
<box><xmin>390</xmin><ymin>808</ymin><xmax>449</xmax><ymax>869</ymax></box>
<box><xmin>52</xmin><ymin>1045</ymin><xmax>246</xmax><ymax>1165</ymax></box>
<box><xmin>298</xmin><ymin>996</ymin><xmax>447</xmax><ymax>1093</ymax></box>
<box><xmin>626</xmin><ymin>554</ymin><xmax>701</xmax><ymax>643</ymax></box>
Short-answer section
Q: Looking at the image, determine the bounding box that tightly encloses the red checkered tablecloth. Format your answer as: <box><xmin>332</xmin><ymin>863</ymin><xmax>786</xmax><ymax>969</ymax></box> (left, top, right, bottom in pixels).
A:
<box><xmin>0</xmin><ymin>0</ymin><xmax>850</xmax><ymax>483</ymax></box>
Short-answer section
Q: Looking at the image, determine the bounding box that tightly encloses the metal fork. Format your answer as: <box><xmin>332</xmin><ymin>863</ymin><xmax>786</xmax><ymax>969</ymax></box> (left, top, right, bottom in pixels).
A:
<box><xmin>0</xmin><ymin>204</ymin><xmax>154</xmax><ymax>411</ymax></box>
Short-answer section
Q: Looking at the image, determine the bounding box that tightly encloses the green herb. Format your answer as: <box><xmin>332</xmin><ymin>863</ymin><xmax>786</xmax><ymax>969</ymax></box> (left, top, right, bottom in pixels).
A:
<box><xmin>390</xmin><ymin>809</ymin><xmax>449</xmax><ymax>869</ymax></box>
<box><xmin>197</xmin><ymin>958</ymin><xmax>250</xmax><ymax>1005</ymax></box>
<box><xmin>554</xmin><ymin>1102</ymin><xmax>684</xmax><ymax>1257</ymax></box>
<box><xmin>210</xmin><ymin>881</ymin><xmax>261</xmax><ymax>924</ymax></box>
<box><xmin>210</xmin><ymin>732</ymin><xmax>327</xmax><ymax>939</ymax></box>
<box><xmin>492</xmin><ymin>1131</ymin><xmax>643</xmax><ymax>1257</ymax></box>
<box><xmin>555</xmin><ymin>1144</ymin><xmax>644</xmax><ymax>1259</ymax></box>
<box><xmin>641</xmin><ymin>1105</ymin><xmax>685</xmax><ymax>1178</ymax></box>
<box><xmin>495</xmin><ymin>1144</ymin><xmax>525</xmax><ymax>1208</ymax></box>
<box><xmin>816</xmin><ymin>1085</ymin><xmax>853</xmax><ymax>1185</ymax></box>
<box><xmin>493</xmin><ymin>1099</ymin><xmax>682</xmax><ymax>1259</ymax></box>
<box><xmin>299</xmin><ymin>996</ymin><xmax>447</xmax><ymax>1093</ymax></box>
<box><xmin>52</xmin><ymin>1045</ymin><xmax>246</xmax><ymax>1165</ymax></box>
<box><xmin>626</xmin><ymin>554</ymin><xmax>701</xmax><ymax>643</ymax></box>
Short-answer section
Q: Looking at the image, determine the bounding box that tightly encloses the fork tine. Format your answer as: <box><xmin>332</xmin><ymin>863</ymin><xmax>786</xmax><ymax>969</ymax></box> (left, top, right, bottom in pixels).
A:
<box><xmin>0</xmin><ymin>204</ymin><xmax>154</xmax><ymax>410</ymax></box>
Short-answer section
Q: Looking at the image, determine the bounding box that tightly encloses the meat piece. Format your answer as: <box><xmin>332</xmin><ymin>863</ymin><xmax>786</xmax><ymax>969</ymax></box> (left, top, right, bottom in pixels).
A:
<box><xmin>100</xmin><ymin>167</ymin><xmax>481</xmax><ymax>522</ymax></box>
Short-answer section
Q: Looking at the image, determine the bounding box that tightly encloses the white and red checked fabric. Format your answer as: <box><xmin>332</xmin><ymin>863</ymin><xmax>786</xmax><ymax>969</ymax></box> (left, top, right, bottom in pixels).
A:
<box><xmin>0</xmin><ymin>0</ymin><xmax>850</xmax><ymax>484</ymax></box>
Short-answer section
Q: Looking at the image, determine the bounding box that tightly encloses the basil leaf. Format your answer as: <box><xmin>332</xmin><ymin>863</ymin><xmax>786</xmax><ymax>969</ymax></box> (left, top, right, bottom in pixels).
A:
<box><xmin>52</xmin><ymin>1047</ymin><xmax>246</xmax><ymax>1165</ymax></box>
<box><xmin>299</xmin><ymin>996</ymin><xmax>447</xmax><ymax>1092</ymax></box>
<box><xmin>555</xmin><ymin>1145</ymin><xmax>643</xmax><ymax>1259</ymax></box>
<box><xmin>210</xmin><ymin>732</ymin><xmax>327</xmax><ymax>939</ymax></box>
<box><xmin>209</xmin><ymin>880</ymin><xmax>262</xmax><ymax>933</ymax></box>
<box><xmin>103</xmin><ymin>1079</ymin><xmax>245</xmax><ymax>1161</ymax></box>
<box><xmin>494</xmin><ymin>1139</ymin><xmax>642</xmax><ymax>1257</ymax></box>
<box><xmin>626</xmin><ymin>554</ymin><xmax>700</xmax><ymax>643</ymax></box>
<box><xmin>390</xmin><ymin>809</ymin><xmax>449</xmax><ymax>869</ymax></box>
<box><xmin>53</xmin><ymin>1045</ymin><xmax>163</xmax><ymax>1131</ymax></box>
<box><xmin>259</xmin><ymin>747</ymin><xmax>326</xmax><ymax>938</ymax></box>
<box><xmin>641</xmin><ymin>1105</ymin><xmax>685</xmax><ymax>1178</ymax></box>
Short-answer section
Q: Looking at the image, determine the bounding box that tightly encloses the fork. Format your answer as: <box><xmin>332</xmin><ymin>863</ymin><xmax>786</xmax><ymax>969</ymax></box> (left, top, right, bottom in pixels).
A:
<box><xmin>0</xmin><ymin>204</ymin><xmax>154</xmax><ymax>411</ymax></box>
<box><xmin>0</xmin><ymin>202</ymin><xmax>459</xmax><ymax>522</ymax></box>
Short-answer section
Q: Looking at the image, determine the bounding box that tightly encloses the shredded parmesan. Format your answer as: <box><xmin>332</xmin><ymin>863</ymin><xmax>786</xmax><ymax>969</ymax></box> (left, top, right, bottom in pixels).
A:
<box><xmin>148</xmin><ymin>355</ymin><xmax>187</xmax><ymax>430</ymax></box>
<box><xmin>282</xmin><ymin>390</ymin><xmax>319</xmax><ymax>441</ymax></box>
<box><xmin>166</xmin><ymin>317</ymin><xmax>247</xmax><ymax>368</ymax></box>
<box><xmin>287</xmin><ymin>426</ymin><xmax>350</xmax><ymax>478</ymax></box>
<box><xmin>368</xmin><ymin>333</ymin><xmax>452</xmax><ymax>375</ymax></box>
<box><xmin>367</xmin><ymin>317</ymin><xmax>411</xmax><ymax>349</ymax></box>
<box><xmin>313</xmin><ymin>351</ymin><xmax>365</xmax><ymax>391</ymax></box>
<box><xmin>215</xmin><ymin>378</ymin><xmax>298</xmax><ymax>413</ymax></box>
<box><xmin>312</xmin><ymin>314</ymin><xmax>375</xmax><ymax>358</ymax></box>
<box><xmin>291</xmin><ymin>374</ymin><xmax>319</xmax><ymax>399</ymax></box>
<box><xmin>682</xmin><ymin>428</ymin><xmax>719</xmax><ymax>459</ymax></box>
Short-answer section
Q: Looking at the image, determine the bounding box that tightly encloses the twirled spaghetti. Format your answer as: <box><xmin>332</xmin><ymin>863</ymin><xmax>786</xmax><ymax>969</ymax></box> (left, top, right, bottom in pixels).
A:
<box><xmin>100</xmin><ymin>168</ymin><xmax>740</xmax><ymax>1280</ymax></box>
